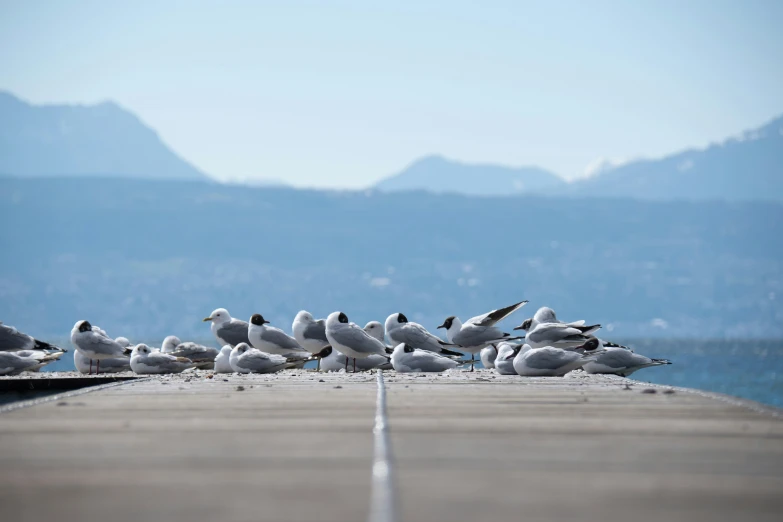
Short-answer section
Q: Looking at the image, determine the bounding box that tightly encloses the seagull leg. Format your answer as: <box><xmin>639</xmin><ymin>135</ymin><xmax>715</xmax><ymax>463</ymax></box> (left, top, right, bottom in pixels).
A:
<box><xmin>89</xmin><ymin>359</ymin><xmax>92</xmax><ymax>375</ymax></box>
<box><xmin>471</xmin><ymin>353</ymin><xmax>475</xmax><ymax>372</ymax></box>
<box><xmin>96</xmin><ymin>359</ymin><xmax>100</xmax><ymax>375</ymax></box>
<box><xmin>353</xmin><ymin>358</ymin><xmax>357</xmax><ymax>373</ymax></box>
<box><xmin>345</xmin><ymin>357</ymin><xmax>348</xmax><ymax>372</ymax></box>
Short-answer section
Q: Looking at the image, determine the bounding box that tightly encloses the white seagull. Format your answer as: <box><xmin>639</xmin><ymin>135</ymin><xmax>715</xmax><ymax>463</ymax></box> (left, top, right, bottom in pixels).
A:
<box><xmin>203</xmin><ymin>308</ymin><xmax>251</xmax><ymax>347</ymax></box>
<box><xmin>70</xmin><ymin>320</ymin><xmax>131</xmax><ymax>374</ymax></box>
<box><xmin>130</xmin><ymin>344</ymin><xmax>194</xmax><ymax>374</ymax></box>
<box><xmin>0</xmin><ymin>321</ymin><xmax>64</xmax><ymax>353</ymax></box>
<box><xmin>494</xmin><ymin>342</ymin><xmax>523</xmax><ymax>375</ymax></box>
<box><xmin>74</xmin><ymin>349</ymin><xmax>130</xmax><ymax>374</ymax></box>
<box><xmin>437</xmin><ymin>300</ymin><xmax>527</xmax><ymax>370</ymax></box>
<box><xmin>385</xmin><ymin>313</ymin><xmax>462</xmax><ymax>356</ymax></box>
<box><xmin>315</xmin><ymin>346</ymin><xmax>391</xmax><ymax>372</ymax></box>
<box><xmin>213</xmin><ymin>346</ymin><xmax>234</xmax><ymax>373</ymax></box>
<box><xmin>390</xmin><ymin>344</ymin><xmax>462</xmax><ymax>373</ymax></box>
<box><xmin>229</xmin><ymin>343</ymin><xmax>292</xmax><ymax>374</ymax></box>
<box><xmin>583</xmin><ymin>343</ymin><xmax>671</xmax><ymax>377</ymax></box>
<box><xmin>247</xmin><ymin>314</ymin><xmax>308</xmax><ymax>355</ymax></box>
<box><xmin>325</xmin><ymin>311</ymin><xmax>389</xmax><ymax>372</ymax></box>
<box><xmin>161</xmin><ymin>336</ymin><xmax>219</xmax><ymax>369</ymax></box>
<box><xmin>512</xmin><ymin>340</ymin><xmax>605</xmax><ymax>377</ymax></box>
<box><xmin>0</xmin><ymin>350</ymin><xmax>65</xmax><ymax>375</ymax></box>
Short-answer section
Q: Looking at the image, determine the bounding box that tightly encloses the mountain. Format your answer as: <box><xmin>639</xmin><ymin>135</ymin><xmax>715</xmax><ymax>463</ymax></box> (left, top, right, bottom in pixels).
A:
<box><xmin>571</xmin><ymin>115</ymin><xmax>783</xmax><ymax>201</ymax></box>
<box><xmin>374</xmin><ymin>155</ymin><xmax>565</xmax><ymax>196</ymax></box>
<box><xmin>0</xmin><ymin>91</ymin><xmax>210</xmax><ymax>181</ymax></box>
<box><xmin>1</xmin><ymin>177</ymin><xmax>781</xmax><ymax>341</ymax></box>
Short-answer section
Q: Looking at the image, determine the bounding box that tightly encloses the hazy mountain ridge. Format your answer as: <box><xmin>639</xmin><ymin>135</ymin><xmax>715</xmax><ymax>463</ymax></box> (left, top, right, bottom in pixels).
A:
<box><xmin>0</xmin><ymin>91</ymin><xmax>209</xmax><ymax>181</ymax></box>
<box><xmin>1</xmin><ymin>177</ymin><xmax>780</xmax><ymax>341</ymax></box>
<box><xmin>376</xmin><ymin>116</ymin><xmax>783</xmax><ymax>200</ymax></box>
<box><xmin>374</xmin><ymin>155</ymin><xmax>565</xmax><ymax>196</ymax></box>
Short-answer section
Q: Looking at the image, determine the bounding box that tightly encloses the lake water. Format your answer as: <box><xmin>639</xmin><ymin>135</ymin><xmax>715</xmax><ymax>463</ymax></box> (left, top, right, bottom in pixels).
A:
<box><xmin>41</xmin><ymin>338</ymin><xmax>783</xmax><ymax>409</ymax></box>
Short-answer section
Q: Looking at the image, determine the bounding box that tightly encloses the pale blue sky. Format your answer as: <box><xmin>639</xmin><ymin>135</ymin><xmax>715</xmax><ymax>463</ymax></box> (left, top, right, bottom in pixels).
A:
<box><xmin>1</xmin><ymin>0</ymin><xmax>781</xmax><ymax>187</ymax></box>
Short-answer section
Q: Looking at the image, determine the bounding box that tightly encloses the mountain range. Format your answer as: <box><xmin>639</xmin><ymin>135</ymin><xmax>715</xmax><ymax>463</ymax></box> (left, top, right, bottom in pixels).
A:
<box><xmin>0</xmin><ymin>91</ymin><xmax>208</xmax><ymax>181</ymax></box>
<box><xmin>1</xmin><ymin>90</ymin><xmax>781</xmax><ymax>201</ymax></box>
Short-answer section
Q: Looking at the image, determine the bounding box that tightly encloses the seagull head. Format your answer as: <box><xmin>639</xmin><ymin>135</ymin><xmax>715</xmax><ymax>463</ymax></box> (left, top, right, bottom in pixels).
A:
<box><xmin>363</xmin><ymin>321</ymin><xmax>384</xmax><ymax>340</ymax></box>
<box><xmin>513</xmin><ymin>318</ymin><xmax>533</xmax><ymax>331</ymax></box>
<box><xmin>315</xmin><ymin>346</ymin><xmax>333</xmax><ymax>358</ymax></box>
<box><xmin>204</xmin><ymin>308</ymin><xmax>231</xmax><ymax>324</ymax></box>
<box><xmin>131</xmin><ymin>344</ymin><xmax>152</xmax><ymax>357</ymax></box>
<box><xmin>294</xmin><ymin>310</ymin><xmax>315</xmax><ymax>324</ymax></box>
<box><xmin>574</xmin><ymin>338</ymin><xmax>601</xmax><ymax>352</ymax></box>
<box><xmin>75</xmin><ymin>320</ymin><xmax>92</xmax><ymax>333</ymax></box>
<box><xmin>233</xmin><ymin>342</ymin><xmax>252</xmax><ymax>355</ymax></box>
<box><xmin>162</xmin><ymin>336</ymin><xmax>181</xmax><ymax>352</ymax></box>
<box><xmin>437</xmin><ymin>316</ymin><xmax>455</xmax><ymax>330</ymax></box>
<box><xmin>402</xmin><ymin>344</ymin><xmax>415</xmax><ymax>354</ymax></box>
<box><xmin>250</xmin><ymin>314</ymin><xmax>270</xmax><ymax>326</ymax></box>
<box><xmin>533</xmin><ymin>306</ymin><xmax>557</xmax><ymax>324</ymax></box>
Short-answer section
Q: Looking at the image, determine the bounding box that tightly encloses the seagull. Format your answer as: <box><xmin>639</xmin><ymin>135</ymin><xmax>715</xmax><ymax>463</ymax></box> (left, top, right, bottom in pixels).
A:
<box><xmin>130</xmin><ymin>344</ymin><xmax>194</xmax><ymax>374</ymax></box>
<box><xmin>391</xmin><ymin>343</ymin><xmax>463</xmax><ymax>373</ymax></box>
<box><xmin>512</xmin><ymin>340</ymin><xmax>605</xmax><ymax>377</ymax></box>
<box><xmin>70</xmin><ymin>320</ymin><xmax>131</xmax><ymax>374</ymax></box>
<box><xmin>479</xmin><ymin>345</ymin><xmax>499</xmax><ymax>369</ymax></box>
<box><xmin>0</xmin><ymin>321</ymin><xmax>64</xmax><ymax>353</ymax></box>
<box><xmin>213</xmin><ymin>346</ymin><xmax>234</xmax><ymax>373</ymax></box>
<box><xmin>363</xmin><ymin>321</ymin><xmax>387</xmax><ymax>343</ymax></box>
<box><xmin>0</xmin><ymin>350</ymin><xmax>65</xmax><ymax>375</ymax></box>
<box><xmin>292</xmin><ymin>311</ymin><xmax>331</xmax><ymax>354</ymax></box>
<box><xmin>582</xmin><ymin>343</ymin><xmax>672</xmax><ymax>377</ymax></box>
<box><xmin>315</xmin><ymin>346</ymin><xmax>391</xmax><ymax>372</ymax></box>
<box><xmin>494</xmin><ymin>342</ymin><xmax>523</xmax><ymax>375</ymax></box>
<box><xmin>514</xmin><ymin>306</ymin><xmax>599</xmax><ymax>338</ymax></box>
<box><xmin>114</xmin><ymin>337</ymin><xmax>132</xmax><ymax>348</ymax></box>
<box><xmin>325</xmin><ymin>311</ymin><xmax>389</xmax><ymax>372</ymax></box>
<box><xmin>161</xmin><ymin>336</ymin><xmax>219</xmax><ymax>369</ymax></box>
<box><xmin>518</xmin><ymin>321</ymin><xmax>602</xmax><ymax>349</ymax></box>
<box><xmin>229</xmin><ymin>343</ymin><xmax>293</xmax><ymax>374</ymax></box>
<box><xmin>74</xmin><ymin>349</ymin><xmax>130</xmax><ymax>374</ymax></box>
<box><xmin>203</xmin><ymin>308</ymin><xmax>251</xmax><ymax>347</ymax></box>
<box><xmin>247</xmin><ymin>314</ymin><xmax>308</xmax><ymax>356</ymax></box>
<box><xmin>385</xmin><ymin>313</ymin><xmax>462</xmax><ymax>356</ymax></box>
<box><xmin>437</xmin><ymin>300</ymin><xmax>527</xmax><ymax>370</ymax></box>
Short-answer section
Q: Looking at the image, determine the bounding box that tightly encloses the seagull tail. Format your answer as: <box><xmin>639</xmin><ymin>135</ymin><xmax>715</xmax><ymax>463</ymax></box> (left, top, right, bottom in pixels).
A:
<box><xmin>439</xmin><ymin>346</ymin><xmax>464</xmax><ymax>357</ymax></box>
<box><xmin>34</xmin><ymin>339</ymin><xmax>67</xmax><ymax>353</ymax></box>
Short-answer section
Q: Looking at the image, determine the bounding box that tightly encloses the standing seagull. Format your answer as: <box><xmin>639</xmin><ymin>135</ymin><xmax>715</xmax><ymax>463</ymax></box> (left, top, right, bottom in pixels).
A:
<box><xmin>203</xmin><ymin>308</ymin><xmax>251</xmax><ymax>347</ymax></box>
<box><xmin>437</xmin><ymin>300</ymin><xmax>527</xmax><ymax>370</ymax></box>
<box><xmin>385</xmin><ymin>313</ymin><xmax>462</xmax><ymax>356</ymax></box>
<box><xmin>292</xmin><ymin>310</ymin><xmax>331</xmax><ymax>371</ymax></box>
<box><xmin>70</xmin><ymin>320</ymin><xmax>131</xmax><ymax>374</ymax></box>
<box><xmin>0</xmin><ymin>321</ymin><xmax>64</xmax><ymax>353</ymax></box>
<box><xmin>315</xmin><ymin>346</ymin><xmax>391</xmax><ymax>372</ymax></box>
<box><xmin>247</xmin><ymin>314</ymin><xmax>309</xmax><ymax>355</ymax></box>
<box><xmin>74</xmin><ymin>349</ymin><xmax>130</xmax><ymax>374</ymax></box>
<box><xmin>325</xmin><ymin>311</ymin><xmax>389</xmax><ymax>372</ymax></box>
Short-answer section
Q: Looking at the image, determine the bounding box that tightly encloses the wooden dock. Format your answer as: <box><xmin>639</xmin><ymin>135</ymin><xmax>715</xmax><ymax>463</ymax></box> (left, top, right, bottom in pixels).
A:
<box><xmin>1</xmin><ymin>370</ymin><xmax>782</xmax><ymax>522</ymax></box>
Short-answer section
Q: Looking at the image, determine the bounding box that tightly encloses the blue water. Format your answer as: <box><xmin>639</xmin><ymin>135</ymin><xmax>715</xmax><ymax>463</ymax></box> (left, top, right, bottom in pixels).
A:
<box><xmin>42</xmin><ymin>338</ymin><xmax>783</xmax><ymax>409</ymax></box>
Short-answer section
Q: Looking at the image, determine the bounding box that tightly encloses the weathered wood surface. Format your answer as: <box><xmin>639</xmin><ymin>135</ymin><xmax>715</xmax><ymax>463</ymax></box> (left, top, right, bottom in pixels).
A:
<box><xmin>0</xmin><ymin>371</ymin><xmax>781</xmax><ymax>522</ymax></box>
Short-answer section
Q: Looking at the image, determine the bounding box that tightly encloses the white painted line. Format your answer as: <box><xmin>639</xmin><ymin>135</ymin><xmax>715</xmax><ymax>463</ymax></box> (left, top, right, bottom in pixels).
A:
<box><xmin>368</xmin><ymin>370</ymin><xmax>398</xmax><ymax>522</ymax></box>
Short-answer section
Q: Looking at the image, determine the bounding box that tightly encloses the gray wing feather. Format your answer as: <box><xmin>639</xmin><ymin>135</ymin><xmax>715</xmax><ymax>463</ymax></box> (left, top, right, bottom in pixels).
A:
<box><xmin>528</xmin><ymin>323</ymin><xmax>582</xmax><ymax>344</ymax></box>
<box><xmin>330</xmin><ymin>325</ymin><xmax>386</xmax><ymax>355</ymax></box>
<box><xmin>262</xmin><ymin>328</ymin><xmax>305</xmax><ymax>351</ymax></box>
<box><xmin>217</xmin><ymin>320</ymin><xmax>251</xmax><ymax>346</ymax></box>
<box><xmin>303</xmin><ymin>320</ymin><xmax>329</xmax><ymax>342</ymax></box>
<box><xmin>597</xmin><ymin>349</ymin><xmax>650</xmax><ymax>369</ymax></box>
<box><xmin>170</xmin><ymin>343</ymin><xmax>219</xmax><ymax>361</ymax></box>
<box><xmin>145</xmin><ymin>352</ymin><xmax>193</xmax><ymax>372</ymax></box>
<box><xmin>453</xmin><ymin>325</ymin><xmax>509</xmax><ymax>348</ymax></box>
<box><xmin>409</xmin><ymin>349</ymin><xmax>458</xmax><ymax>372</ymax></box>
<box><xmin>240</xmin><ymin>350</ymin><xmax>287</xmax><ymax>372</ymax></box>
<box><xmin>0</xmin><ymin>324</ymin><xmax>34</xmax><ymax>351</ymax></box>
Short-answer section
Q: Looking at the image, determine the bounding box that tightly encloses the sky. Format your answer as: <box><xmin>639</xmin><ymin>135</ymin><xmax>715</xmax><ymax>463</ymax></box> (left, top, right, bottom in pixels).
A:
<box><xmin>1</xmin><ymin>0</ymin><xmax>782</xmax><ymax>188</ymax></box>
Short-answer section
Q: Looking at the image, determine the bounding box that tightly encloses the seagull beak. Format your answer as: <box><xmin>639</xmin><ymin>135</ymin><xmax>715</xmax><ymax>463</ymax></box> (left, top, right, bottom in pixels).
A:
<box><xmin>513</xmin><ymin>324</ymin><xmax>525</xmax><ymax>330</ymax></box>
<box><xmin>203</xmin><ymin>317</ymin><xmax>212</xmax><ymax>322</ymax></box>
<box><xmin>262</xmin><ymin>319</ymin><xmax>270</xmax><ymax>324</ymax></box>
<box><xmin>436</xmin><ymin>322</ymin><xmax>446</xmax><ymax>329</ymax></box>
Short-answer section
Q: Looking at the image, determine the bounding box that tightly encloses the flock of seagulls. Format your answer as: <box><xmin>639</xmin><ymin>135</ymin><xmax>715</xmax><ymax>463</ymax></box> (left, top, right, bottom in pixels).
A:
<box><xmin>1</xmin><ymin>301</ymin><xmax>672</xmax><ymax>378</ymax></box>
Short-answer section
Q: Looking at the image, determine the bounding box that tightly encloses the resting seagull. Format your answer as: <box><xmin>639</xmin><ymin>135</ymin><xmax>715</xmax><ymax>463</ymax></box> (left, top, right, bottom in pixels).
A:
<box><xmin>0</xmin><ymin>321</ymin><xmax>64</xmax><ymax>353</ymax></box>
<box><xmin>0</xmin><ymin>350</ymin><xmax>65</xmax><ymax>375</ymax></box>
<box><xmin>130</xmin><ymin>344</ymin><xmax>194</xmax><ymax>374</ymax></box>
<box><xmin>325</xmin><ymin>311</ymin><xmax>389</xmax><ymax>372</ymax></box>
<box><xmin>203</xmin><ymin>308</ymin><xmax>250</xmax><ymax>347</ymax></box>
<box><xmin>582</xmin><ymin>342</ymin><xmax>671</xmax><ymax>377</ymax></box>
<box><xmin>161</xmin><ymin>336</ymin><xmax>219</xmax><ymax>369</ymax></box>
<box><xmin>229</xmin><ymin>343</ymin><xmax>293</xmax><ymax>374</ymax></box>
<box><xmin>437</xmin><ymin>300</ymin><xmax>527</xmax><ymax>370</ymax></box>
<box><xmin>512</xmin><ymin>339</ymin><xmax>605</xmax><ymax>377</ymax></box>
<box><xmin>391</xmin><ymin>344</ymin><xmax>464</xmax><ymax>373</ymax></box>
